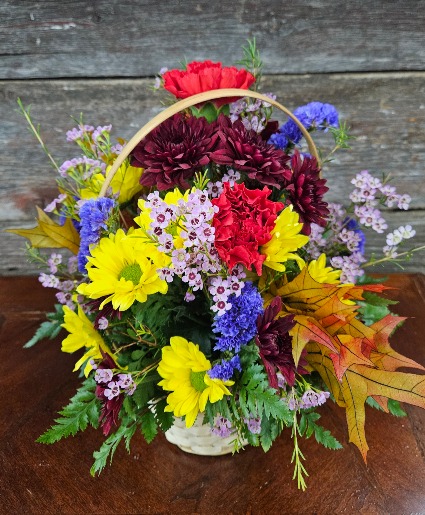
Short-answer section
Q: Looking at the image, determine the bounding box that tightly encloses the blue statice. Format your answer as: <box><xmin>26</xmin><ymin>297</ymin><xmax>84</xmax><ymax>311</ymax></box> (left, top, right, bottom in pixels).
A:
<box><xmin>77</xmin><ymin>198</ymin><xmax>116</xmax><ymax>272</ymax></box>
<box><xmin>269</xmin><ymin>101</ymin><xmax>339</xmax><ymax>150</ymax></box>
<box><xmin>208</xmin><ymin>355</ymin><xmax>242</xmax><ymax>381</ymax></box>
<box><xmin>212</xmin><ymin>282</ymin><xmax>263</xmax><ymax>353</ymax></box>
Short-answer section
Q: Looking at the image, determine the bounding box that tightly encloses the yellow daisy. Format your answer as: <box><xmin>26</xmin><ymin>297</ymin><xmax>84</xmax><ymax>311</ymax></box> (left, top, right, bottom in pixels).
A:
<box><xmin>79</xmin><ymin>162</ymin><xmax>143</xmax><ymax>204</ymax></box>
<box><xmin>260</xmin><ymin>205</ymin><xmax>309</xmax><ymax>272</ymax></box>
<box><xmin>61</xmin><ymin>305</ymin><xmax>110</xmax><ymax>376</ymax></box>
<box><xmin>77</xmin><ymin>229</ymin><xmax>168</xmax><ymax>311</ymax></box>
<box><xmin>307</xmin><ymin>253</ymin><xmax>341</xmax><ymax>284</ymax></box>
<box><xmin>157</xmin><ymin>336</ymin><xmax>234</xmax><ymax>427</ymax></box>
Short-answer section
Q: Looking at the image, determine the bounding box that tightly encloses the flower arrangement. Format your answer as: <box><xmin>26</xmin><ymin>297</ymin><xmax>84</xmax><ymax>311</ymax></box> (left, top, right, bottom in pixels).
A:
<box><xmin>11</xmin><ymin>41</ymin><xmax>425</xmax><ymax>490</ymax></box>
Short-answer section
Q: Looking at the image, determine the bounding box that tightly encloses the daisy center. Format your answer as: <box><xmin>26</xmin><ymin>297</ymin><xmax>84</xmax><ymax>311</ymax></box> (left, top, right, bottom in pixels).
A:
<box><xmin>190</xmin><ymin>371</ymin><xmax>207</xmax><ymax>392</ymax></box>
<box><xmin>119</xmin><ymin>263</ymin><xmax>142</xmax><ymax>285</ymax></box>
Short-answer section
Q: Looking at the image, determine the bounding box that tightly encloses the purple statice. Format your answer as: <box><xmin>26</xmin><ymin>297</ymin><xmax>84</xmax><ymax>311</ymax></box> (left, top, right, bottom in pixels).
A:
<box><xmin>56</xmin><ymin>291</ymin><xmax>75</xmax><ymax>310</ymax></box>
<box><xmin>208</xmin><ymin>355</ymin><xmax>242</xmax><ymax>381</ymax></box>
<box><xmin>97</xmin><ymin>316</ymin><xmax>109</xmax><ymax>330</ymax></box>
<box><xmin>46</xmin><ymin>252</ymin><xmax>62</xmax><ymax>274</ymax></box>
<box><xmin>284</xmin><ymin>388</ymin><xmax>330</xmax><ymax>411</ymax></box>
<box><xmin>209</xmin><ymin>265</ymin><xmax>245</xmax><ymax>315</ymax></box>
<box><xmin>244</xmin><ymin>417</ymin><xmax>262</xmax><ymax>434</ymax></box>
<box><xmin>58</xmin><ymin>156</ymin><xmax>105</xmax><ymax>179</ymax></box>
<box><xmin>44</xmin><ymin>193</ymin><xmax>67</xmax><ymax>213</ymax></box>
<box><xmin>331</xmin><ymin>253</ymin><xmax>366</xmax><ymax>283</ymax></box>
<box><xmin>211</xmin><ymin>416</ymin><xmax>233</xmax><ymax>438</ymax></box>
<box><xmin>67</xmin><ymin>256</ymin><xmax>78</xmax><ymax>274</ymax></box>
<box><xmin>269</xmin><ymin>102</ymin><xmax>339</xmax><ymax>150</ymax></box>
<box><xmin>213</xmin><ymin>282</ymin><xmax>263</xmax><ymax>353</ymax></box>
<box><xmin>229</xmin><ymin>95</ymin><xmax>275</xmax><ymax>132</ymax></box>
<box><xmin>66</xmin><ymin>124</ymin><xmax>94</xmax><ymax>142</ymax></box>
<box><xmin>39</xmin><ymin>273</ymin><xmax>60</xmax><ymax>289</ymax></box>
<box><xmin>77</xmin><ymin>197</ymin><xmax>116</xmax><ymax>272</ymax></box>
<box><xmin>92</xmin><ymin>125</ymin><xmax>112</xmax><ymax>142</ymax></box>
<box><xmin>95</xmin><ymin>368</ymin><xmax>114</xmax><ymax>383</ymax></box>
<box><xmin>143</xmin><ymin>188</ymin><xmax>224</xmax><ymax>301</ymax></box>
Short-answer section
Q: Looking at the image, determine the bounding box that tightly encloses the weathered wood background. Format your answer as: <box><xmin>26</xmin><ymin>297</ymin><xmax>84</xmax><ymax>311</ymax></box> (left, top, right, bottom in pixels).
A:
<box><xmin>1</xmin><ymin>0</ymin><xmax>424</xmax><ymax>275</ymax></box>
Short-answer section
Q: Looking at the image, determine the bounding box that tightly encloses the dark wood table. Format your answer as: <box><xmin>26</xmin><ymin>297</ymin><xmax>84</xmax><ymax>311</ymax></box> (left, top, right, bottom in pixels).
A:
<box><xmin>1</xmin><ymin>275</ymin><xmax>425</xmax><ymax>514</ymax></box>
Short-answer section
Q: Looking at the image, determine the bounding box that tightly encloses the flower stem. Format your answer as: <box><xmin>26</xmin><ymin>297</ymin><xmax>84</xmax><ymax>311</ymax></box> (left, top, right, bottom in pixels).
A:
<box><xmin>16</xmin><ymin>98</ymin><xmax>60</xmax><ymax>173</ymax></box>
<box><xmin>363</xmin><ymin>245</ymin><xmax>425</xmax><ymax>268</ymax></box>
<box><xmin>291</xmin><ymin>410</ymin><xmax>308</xmax><ymax>491</ymax></box>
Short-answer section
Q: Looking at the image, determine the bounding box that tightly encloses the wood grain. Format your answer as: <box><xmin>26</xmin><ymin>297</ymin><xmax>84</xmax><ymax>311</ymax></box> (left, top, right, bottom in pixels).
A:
<box><xmin>0</xmin><ymin>274</ymin><xmax>424</xmax><ymax>513</ymax></box>
<box><xmin>1</xmin><ymin>73</ymin><xmax>424</xmax><ymax>274</ymax></box>
<box><xmin>1</xmin><ymin>1</ymin><xmax>425</xmax><ymax>79</ymax></box>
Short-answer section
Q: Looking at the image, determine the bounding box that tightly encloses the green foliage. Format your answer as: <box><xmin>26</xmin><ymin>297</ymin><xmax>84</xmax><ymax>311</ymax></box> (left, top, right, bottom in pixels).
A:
<box><xmin>329</xmin><ymin>121</ymin><xmax>354</xmax><ymax>150</ymax></box>
<box><xmin>131</xmin><ymin>281</ymin><xmax>213</xmax><ymax>354</ymax></box>
<box><xmin>236</xmin><ymin>38</ymin><xmax>263</xmax><ymax>86</ymax></box>
<box><xmin>24</xmin><ymin>304</ymin><xmax>64</xmax><ymax>348</ymax></box>
<box><xmin>238</xmin><ymin>364</ymin><xmax>292</xmax><ymax>423</ymax></box>
<box><xmin>90</xmin><ymin>419</ymin><xmax>137</xmax><ymax>476</ymax></box>
<box><xmin>153</xmin><ymin>398</ymin><xmax>174</xmax><ymax>432</ymax></box>
<box><xmin>190</xmin><ymin>102</ymin><xmax>230</xmax><ymax>123</ymax></box>
<box><xmin>358</xmin><ymin>291</ymin><xmax>398</xmax><ymax>325</ymax></box>
<box><xmin>37</xmin><ymin>378</ymin><xmax>99</xmax><ymax>444</ymax></box>
<box><xmin>366</xmin><ymin>397</ymin><xmax>407</xmax><ymax>417</ymax></box>
<box><xmin>388</xmin><ymin>399</ymin><xmax>407</xmax><ymax>417</ymax></box>
<box><xmin>259</xmin><ymin>416</ymin><xmax>281</xmax><ymax>452</ymax></box>
<box><xmin>357</xmin><ymin>274</ymin><xmax>388</xmax><ymax>285</ymax></box>
<box><xmin>140</xmin><ymin>410</ymin><xmax>158</xmax><ymax>444</ymax></box>
<box><xmin>298</xmin><ymin>411</ymin><xmax>343</xmax><ymax>450</ymax></box>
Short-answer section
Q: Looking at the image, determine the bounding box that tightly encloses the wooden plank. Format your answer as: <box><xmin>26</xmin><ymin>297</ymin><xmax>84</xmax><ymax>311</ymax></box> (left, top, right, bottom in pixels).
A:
<box><xmin>1</xmin><ymin>1</ymin><xmax>425</xmax><ymax>79</ymax></box>
<box><xmin>1</xmin><ymin>73</ymin><xmax>424</xmax><ymax>221</ymax></box>
<box><xmin>2</xmin><ymin>210</ymin><xmax>424</xmax><ymax>275</ymax></box>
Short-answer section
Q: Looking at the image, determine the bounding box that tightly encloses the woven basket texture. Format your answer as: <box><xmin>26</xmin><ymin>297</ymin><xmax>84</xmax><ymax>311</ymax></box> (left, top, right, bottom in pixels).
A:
<box><xmin>165</xmin><ymin>416</ymin><xmax>246</xmax><ymax>456</ymax></box>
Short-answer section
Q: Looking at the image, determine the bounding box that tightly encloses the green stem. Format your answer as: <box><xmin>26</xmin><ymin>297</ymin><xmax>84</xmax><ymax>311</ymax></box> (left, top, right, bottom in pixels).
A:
<box><xmin>363</xmin><ymin>245</ymin><xmax>425</xmax><ymax>268</ymax></box>
<box><xmin>291</xmin><ymin>410</ymin><xmax>308</xmax><ymax>491</ymax></box>
<box><xmin>17</xmin><ymin>98</ymin><xmax>60</xmax><ymax>173</ymax></box>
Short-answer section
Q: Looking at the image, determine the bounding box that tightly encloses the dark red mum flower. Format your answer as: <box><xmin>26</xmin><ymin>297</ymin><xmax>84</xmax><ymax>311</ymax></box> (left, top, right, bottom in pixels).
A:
<box><xmin>163</xmin><ymin>60</ymin><xmax>255</xmax><ymax>107</ymax></box>
<box><xmin>212</xmin><ymin>182</ymin><xmax>283</xmax><ymax>275</ymax></box>
<box><xmin>256</xmin><ymin>297</ymin><xmax>308</xmax><ymax>388</ymax></box>
<box><xmin>209</xmin><ymin>115</ymin><xmax>291</xmax><ymax>188</ymax></box>
<box><xmin>95</xmin><ymin>351</ymin><xmax>124</xmax><ymax>436</ymax></box>
<box><xmin>131</xmin><ymin>114</ymin><xmax>219</xmax><ymax>191</ymax></box>
<box><xmin>284</xmin><ymin>150</ymin><xmax>329</xmax><ymax>235</ymax></box>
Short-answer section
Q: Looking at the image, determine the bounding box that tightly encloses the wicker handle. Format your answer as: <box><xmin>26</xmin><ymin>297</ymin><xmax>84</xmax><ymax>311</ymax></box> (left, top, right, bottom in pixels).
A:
<box><xmin>99</xmin><ymin>88</ymin><xmax>319</xmax><ymax>197</ymax></box>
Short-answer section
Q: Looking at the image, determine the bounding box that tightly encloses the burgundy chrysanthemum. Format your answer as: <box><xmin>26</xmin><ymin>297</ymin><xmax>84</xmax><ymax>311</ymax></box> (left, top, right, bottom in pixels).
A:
<box><xmin>95</xmin><ymin>351</ymin><xmax>124</xmax><ymax>436</ymax></box>
<box><xmin>256</xmin><ymin>297</ymin><xmax>308</xmax><ymax>388</ymax></box>
<box><xmin>131</xmin><ymin>114</ymin><xmax>219</xmax><ymax>191</ymax></box>
<box><xmin>284</xmin><ymin>150</ymin><xmax>329</xmax><ymax>235</ymax></box>
<box><xmin>209</xmin><ymin>115</ymin><xmax>291</xmax><ymax>188</ymax></box>
<box><xmin>85</xmin><ymin>297</ymin><xmax>122</xmax><ymax>330</ymax></box>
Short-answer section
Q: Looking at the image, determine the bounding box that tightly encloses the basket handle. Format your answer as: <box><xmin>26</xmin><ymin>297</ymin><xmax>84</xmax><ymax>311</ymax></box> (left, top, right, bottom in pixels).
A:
<box><xmin>99</xmin><ymin>88</ymin><xmax>320</xmax><ymax>197</ymax></box>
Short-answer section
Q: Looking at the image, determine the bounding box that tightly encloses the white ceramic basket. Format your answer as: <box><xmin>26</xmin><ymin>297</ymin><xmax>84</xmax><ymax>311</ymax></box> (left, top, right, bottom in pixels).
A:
<box><xmin>165</xmin><ymin>416</ymin><xmax>246</xmax><ymax>456</ymax></box>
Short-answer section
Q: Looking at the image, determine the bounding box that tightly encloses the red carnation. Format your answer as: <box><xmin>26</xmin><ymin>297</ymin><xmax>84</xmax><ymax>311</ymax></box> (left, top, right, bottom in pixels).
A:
<box><xmin>209</xmin><ymin>115</ymin><xmax>291</xmax><ymax>188</ymax></box>
<box><xmin>163</xmin><ymin>60</ymin><xmax>255</xmax><ymax>107</ymax></box>
<box><xmin>256</xmin><ymin>297</ymin><xmax>308</xmax><ymax>388</ymax></box>
<box><xmin>212</xmin><ymin>182</ymin><xmax>283</xmax><ymax>275</ymax></box>
<box><xmin>284</xmin><ymin>151</ymin><xmax>329</xmax><ymax>235</ymax></box>
<box><xmin>131</xmin><ymin>114</ymin><xmax>218</xmax><ymax>191</ymax></box>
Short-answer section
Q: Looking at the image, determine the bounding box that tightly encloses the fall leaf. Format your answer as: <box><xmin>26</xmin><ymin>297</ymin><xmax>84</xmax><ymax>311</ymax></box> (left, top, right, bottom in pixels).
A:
<box><xmin>7</xmin><ymin>207</ymin><xmax>80</xmax><ymax>254</ymax></box>
<box><xmin>290</xmin><ymin>314</ymin><xmax>338</xmax><ymax>366</ymax></box>
<box><xmin>273</xmin><ymin>268</ymin><xmax>425</xmax><ymax>462</ymax></box>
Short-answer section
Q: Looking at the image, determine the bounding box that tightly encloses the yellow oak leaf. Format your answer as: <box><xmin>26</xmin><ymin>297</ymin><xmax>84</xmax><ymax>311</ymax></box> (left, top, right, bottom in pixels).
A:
<box><xmin>7</xmin><ymin>206</ymin><xmax>80</xmax><ymax>254</ymax></box>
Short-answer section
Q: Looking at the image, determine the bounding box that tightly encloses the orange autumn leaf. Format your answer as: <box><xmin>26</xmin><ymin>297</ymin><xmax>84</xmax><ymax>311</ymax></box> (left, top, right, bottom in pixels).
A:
<box><xmin>329</xmin><ymin>335</ymin><xmax>374</xmax><ymax>381</ymax></box>
<box><xmin>273</xmin><ymin>268</ymin><xmax>425</xmax><ymax>462</ymax></box>
<box><xmin>290</xmin><ymin>314</ymin><xmax>338</xmax><ymax>367</ymax></box>
<box><xmin>7</xmin><ymin>206</ymin><xmax>80</xmax><ymax>254</ymax></box>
